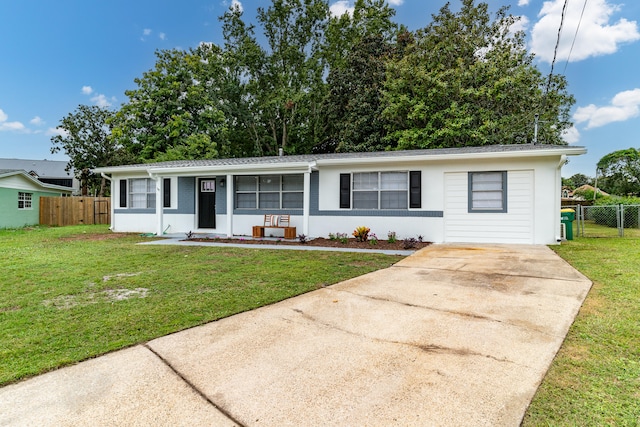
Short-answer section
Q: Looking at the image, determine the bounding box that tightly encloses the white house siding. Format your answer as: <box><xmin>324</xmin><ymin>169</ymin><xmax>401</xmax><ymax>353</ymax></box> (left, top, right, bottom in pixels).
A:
<box><xmin>444</xmin><ymin>170</ymin><xmax>534</xmax><ymax>244</ymax></box>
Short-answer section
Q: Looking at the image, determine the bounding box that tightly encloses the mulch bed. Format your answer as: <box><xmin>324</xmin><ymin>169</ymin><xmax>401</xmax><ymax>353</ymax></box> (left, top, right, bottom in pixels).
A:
<box><xmin>187</xmin><ymin>237</ymin><xmax>431</xmax><ymax>251</ymax></box>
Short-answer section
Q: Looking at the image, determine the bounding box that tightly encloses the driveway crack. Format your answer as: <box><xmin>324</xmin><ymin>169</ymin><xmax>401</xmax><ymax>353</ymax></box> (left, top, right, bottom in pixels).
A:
<box><xmin>290</xmin><ymin>309</ymin><xmax>515</xmax><ymax>365</ymax></box>
<box><xmin>142</xmin><ymin>344</ymin><xmax>245</xmax><ymax>427</ymax></box>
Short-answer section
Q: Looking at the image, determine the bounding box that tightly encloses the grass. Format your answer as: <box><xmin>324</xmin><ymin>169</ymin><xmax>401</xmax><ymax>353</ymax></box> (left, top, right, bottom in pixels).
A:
<box><xmin>522</xmin><ymin>236</ymin><xmax>640</xmax><ymax>426</ymax></box>
<box><xmin>0</xmin><ymin>225</ymin><xmax>402</xmax><ymax>386</ymax></box>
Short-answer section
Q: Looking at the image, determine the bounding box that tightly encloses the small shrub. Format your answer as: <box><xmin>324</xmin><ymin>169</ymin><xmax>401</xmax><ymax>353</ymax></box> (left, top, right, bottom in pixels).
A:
<box><xmin>403</xmin><ymin>237</ymin><xmax>417</xmax><ymax>249</ymax></box>
<box><xmin>352</xmin><ymin>226</ymin><xmax>370</xmax><ymax>242</ymax></box>
<box><xmin>369</xmin><ymin>233</ymin><xmax>378</xmax><ymax>245</ymax></box>
<box><xmin>298</xmin><ymin>234</ymin><xmax>309</xmax><ymax>244</ymax></box>
<box><xmin>328</xmin><ymin>233</ymin><xmax>336</xmax><ymax>240</ymax></box>
<box><xmin>387</xmin><ymin>231</ymin><xmax>397</xmax><ymax>243</ymax></box>
<box><xmin>185</xmin><ymin>231</ymin><xmax>195</xmax><ymax>240</ymax></box>
<box><xmin>417</xmin><ymin>235</ymin><xmax>424</xmax><ymax>243</ymax></box>
<box><xmin>336</xmin><ymin>232</ymin><xmax>348</xmax><ymax>244</ymax></box>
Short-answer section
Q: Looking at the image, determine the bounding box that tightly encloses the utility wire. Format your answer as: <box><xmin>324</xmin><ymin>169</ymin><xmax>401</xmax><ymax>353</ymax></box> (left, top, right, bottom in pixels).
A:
<box><xmin>540</xmin><ymin>0</ymin><xmax>569</xmax><ymax>125</ymax></box>
<box><xmin>563</xmin><ymin>0</ymin><xmax>588</xmax><ymax>74</ymax></box>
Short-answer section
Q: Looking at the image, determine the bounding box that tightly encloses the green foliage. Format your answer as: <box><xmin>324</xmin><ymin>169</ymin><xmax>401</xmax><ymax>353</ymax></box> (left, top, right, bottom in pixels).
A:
<box><xmin>596</xmin><ymin>147</ymin><xmax>640</xmax><ymax>196</ymax></box>
<box><xmin>382</xmin><ymin>0</ymin><xmax>574</xmax><ymax>149</ymax></box>
<box><xmin>590</xmin><ymin>196</ymin><xmax>640</xmax><ymax>228</ymax></box>
<box><xmin>352</xmin><ymin>226</ymin><xmax>371</xmax><ymax>242</ymax></box>
<box><xmin>61</xmin><ymin>0</ymin><xmax>577</xmax><ymax>163</ymax></box>
<box><xmin>50</xmin><ymin>105</ymin><xmax>127</xmax><ymax>195</ymax></box>
<box><xmin>110</xmin><ymin>45</ymin><xmax>229</xmax><ymax>163</ymax></box>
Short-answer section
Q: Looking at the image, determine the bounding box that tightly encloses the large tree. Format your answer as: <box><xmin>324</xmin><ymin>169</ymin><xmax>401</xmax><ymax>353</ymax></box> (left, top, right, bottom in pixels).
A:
<box><xmin>597</xmin><ymin>148</ymin><xmax>640</xmax><ymax>196</ymax></box>
<box><xmin>321</xmin><ymin>34</ymin><xmax>394</xmax><ymax>153</ymax></box>
<box><xmin>50</xmin><ymin>105</ymin><xmax>126</xmax><ymax>196</ymax></box>
<box><xmin>382</xmin><ymin>0</ymin><xmax>574</xmax><ymax>150</ymax></box>
<box><xmin>110</xmin><ymin>44</ymin><xmax>229</xmax><ymax>162</ymax></box>
<box><xmin>254</xmin><ymin>0</ymin><xmax>329</xmax><ymax>154</ymax></box>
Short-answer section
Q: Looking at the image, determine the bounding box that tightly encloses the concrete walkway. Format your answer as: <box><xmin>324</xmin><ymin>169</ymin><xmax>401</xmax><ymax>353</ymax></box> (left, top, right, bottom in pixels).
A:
<box><xmin>0</xmin><ymin>244</ymin><xmax>591</xmax><ymax>427</ymax></box>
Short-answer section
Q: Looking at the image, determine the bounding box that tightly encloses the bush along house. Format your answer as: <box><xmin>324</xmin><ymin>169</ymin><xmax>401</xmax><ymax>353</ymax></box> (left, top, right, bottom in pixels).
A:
<box><xmin>93</xmin><ymin>144</ymin><xmax>586</xmax><ymax>245</ymax></box>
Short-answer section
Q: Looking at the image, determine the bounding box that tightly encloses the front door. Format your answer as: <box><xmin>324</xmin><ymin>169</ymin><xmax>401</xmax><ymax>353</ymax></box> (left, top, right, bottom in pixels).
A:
<box><xmin>198</xmin><ymin>179</ymin><xmax>216</xmax><ymax>229</ymax></box>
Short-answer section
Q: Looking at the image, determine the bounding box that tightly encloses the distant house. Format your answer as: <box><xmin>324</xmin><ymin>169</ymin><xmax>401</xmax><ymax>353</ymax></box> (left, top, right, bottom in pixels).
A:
<box><xmin>94</xmin><ymin>144</ymin><xmax>586</xmax><ymax>245</ymax></box>
<box><xmin>0</xmin><ymin>170</ymin><xmax>73</xmax><ymax>229</ymax></box>
<box><xmin>0</xmin><ymin>158</ymin><xmax>79</xmax><ymax>194</ymax></box>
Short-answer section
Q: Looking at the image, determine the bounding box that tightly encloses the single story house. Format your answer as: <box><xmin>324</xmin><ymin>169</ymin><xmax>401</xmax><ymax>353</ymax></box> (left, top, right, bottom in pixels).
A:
<box><xmin>0</xmin><ymin>170</ymin><xmax>74</xmax><ymax>229</ymax></box>
<box><xmin>0</xmin><ymin>158</ymin><xmax>79</xmax><ymax>193</ymax></box>
<box><xmin>93</xmin><ymin>144</ymin><xmax>586</xmax><ymax>245</ymax></box>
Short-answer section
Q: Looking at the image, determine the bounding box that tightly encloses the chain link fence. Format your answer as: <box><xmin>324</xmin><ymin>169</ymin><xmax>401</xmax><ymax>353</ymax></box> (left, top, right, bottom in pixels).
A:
<box><xmin>571</xmin><ymin>204</ymin><xmax>640</xmax><ymax>238</ymax></box>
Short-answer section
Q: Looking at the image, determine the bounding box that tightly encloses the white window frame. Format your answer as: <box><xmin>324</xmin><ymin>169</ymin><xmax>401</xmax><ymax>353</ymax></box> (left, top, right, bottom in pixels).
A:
<box><xmin>18</xmin><ymin>192</ymin><xmax>32</xmax><ymax>210</ymax></box>
<box><xmin>352</xmin><ymin>171</ymin><xmax>409</xmax><ymax>210</ymax></box>
<box><xmin>234</xmin><ymin>174</ymin><xmax>304</xmax><ymax>210</ymax></box>
<box><xmin>128</xmin><ymin>178</ymin><xmax>156</xmax><ymax>209</ymax></box>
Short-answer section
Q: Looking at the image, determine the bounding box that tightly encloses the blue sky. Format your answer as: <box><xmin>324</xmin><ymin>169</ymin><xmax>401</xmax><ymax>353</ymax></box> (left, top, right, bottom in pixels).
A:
<box><xmin>1</xmin><ymin>0</ymin><xmax>639</xmax><ymax>178</ymax></box>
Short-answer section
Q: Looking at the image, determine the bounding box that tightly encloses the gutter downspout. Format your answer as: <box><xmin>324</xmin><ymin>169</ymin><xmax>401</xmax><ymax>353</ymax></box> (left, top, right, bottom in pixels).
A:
<box><xmin>556</xmin><ymin>155</ymin><xmax>567</xmax><ymax>242</ymax></box>
<box><xmin>148</xmin><ymin>172</ymin><xmax>164</xmax><ymax>236</ymax></box>
<box><xmin>101</xmin><ymin>173</ymin><xmax>115</xmax><ymax>231</ymax></box>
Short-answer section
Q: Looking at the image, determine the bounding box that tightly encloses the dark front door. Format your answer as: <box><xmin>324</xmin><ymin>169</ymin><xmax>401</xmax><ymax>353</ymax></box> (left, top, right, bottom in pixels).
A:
<box><xmin>198</xmin><ymin>179</ymin><xmax>216</xmax><ymax>229</ymax></box>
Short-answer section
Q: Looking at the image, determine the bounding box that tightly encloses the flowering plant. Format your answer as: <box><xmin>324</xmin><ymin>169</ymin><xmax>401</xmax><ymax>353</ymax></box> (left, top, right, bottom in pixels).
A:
<box><xmin>353</xmin><ymin>226</ymin><xmax>370</xmax><ymax>242</ymax></box>
<box><xmin>369</xmin><ymin>233</ymin><xmax>378</xmax><ymax>245</ymax></box>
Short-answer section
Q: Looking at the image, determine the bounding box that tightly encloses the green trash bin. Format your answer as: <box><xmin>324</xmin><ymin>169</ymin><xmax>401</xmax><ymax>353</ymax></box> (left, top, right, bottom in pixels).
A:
<box><xmin>561</xmin><ymin>208</ymin><xmax>575</xmax><ymax>240</ymax></box>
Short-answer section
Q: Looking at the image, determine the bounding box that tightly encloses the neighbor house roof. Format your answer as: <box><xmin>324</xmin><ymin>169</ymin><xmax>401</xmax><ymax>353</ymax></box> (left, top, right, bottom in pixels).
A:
<box><xmin>94</xmin><ymin>144</ymin><xmax>587</xmax><ymax>175</ymax></box>
<box><xmin>0</xmin><ymin>169</ymin><xmax>74</xmax><ymax>193</ymax></box>
<box><xmin>0</xmin><ymin>158</ymin><xmax>73</xmax><ymax>179</ymax></box>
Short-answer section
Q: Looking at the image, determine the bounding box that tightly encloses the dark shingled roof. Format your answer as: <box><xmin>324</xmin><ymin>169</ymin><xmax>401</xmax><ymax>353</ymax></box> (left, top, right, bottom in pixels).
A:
<box><xmin>95</xmin><ymin>144</ymin><xmax>584</xmax><ymax>171</ymax></box>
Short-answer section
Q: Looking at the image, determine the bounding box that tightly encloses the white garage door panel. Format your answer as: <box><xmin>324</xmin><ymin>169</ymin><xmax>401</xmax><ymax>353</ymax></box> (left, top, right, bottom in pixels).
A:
<box><xmin>444</xmin><ymin>170</ymin><xmax>534</xmax><ymax>244</ymax></box>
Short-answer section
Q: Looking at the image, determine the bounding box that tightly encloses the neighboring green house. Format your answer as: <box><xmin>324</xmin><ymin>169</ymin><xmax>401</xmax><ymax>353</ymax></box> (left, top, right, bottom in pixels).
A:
<box><xmin>0</xmin><ymin>170</ymin><xmax>73</xmax><ymax>229</ymax></box>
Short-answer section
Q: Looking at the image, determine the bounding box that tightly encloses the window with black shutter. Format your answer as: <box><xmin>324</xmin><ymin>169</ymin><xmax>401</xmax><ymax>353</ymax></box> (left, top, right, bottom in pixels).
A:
<box><xmin>409</xmin><ymin>171</ymin><xmax>421</xmax><ymax>208</ymax></box>
<box><xmin>339</xmin><ymin>173</ymin><xmax>350</xmax><ymax>208</ymax></box>
<box><xmin>119</xmin><ymin>180</ymin><xmax>127</xmax><ymax>207</ymax></box>
<box><xmin>163</xmin><ymin>178</ymin><xmax>171</xmax><ymax>208</ymax></box>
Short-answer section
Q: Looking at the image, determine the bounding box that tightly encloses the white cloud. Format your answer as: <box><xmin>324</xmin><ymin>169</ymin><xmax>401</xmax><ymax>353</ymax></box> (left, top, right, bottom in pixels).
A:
<box><xmin>518</xmin><ymin>0</ymin><xmax>530</xmax><ymax>6</ymax></box>
<box><xmin>90</xmin><ymin>94</ymin><xmax>115</xmax><ymax>108</ymax></box>
<box><xmin>574</xmin><ymin>88</ymin><xmax>640</xmax><ymax>129</ymax></box>
<box><xmin>46</xmin><ymin>127</ymin><xmax>69</xmax><ymax>138</ymax></box>
<box><xmin>231</xmin><ymin>0</ymin><xmax>243</xmax><ymax>13</ymax></box>
<box><xmin>387</xmin><ymin>0</ymin><xmax>403</xmax><ymax>5</ymax></box>
<box><xmin>329</xmin><ymin>0</ymin><xmax>354</xmax><ymax>17</ymax></box>
<box><xmin>0</xmin><ymin>108</ymin><xmax>26</xmax><ymax>132</ymax></box>
<box><xmin>143</xmin><ymin>28</ymin><xmax>152</xmax><ymax>36</ymax></box>
<box><xmin>510</xmin><ymin>15</ymin><xmax>530</xmax><ymax>34</ymax></box>
<box><xmin>82</xmin><ymin>86</ymin><xmax>115</xmax><ymax>108</ymax></box>
<box><xmin>30</xmin><ymin>116</ymin><xmax>44</xmax><ymax>126</ymax></box>
<box><xmin>531</xmin><ymin>0</ymin><xmax>640</xmax><ymax>63</ymax></box>
<box><xmin>159</xmin><ymin>32</ymin><xmax>166</xmax><ymax>40</ymax></box>
<box><xmin>562</xmin><ymin>126</ymin><xmax>580</xmax><ymax>144</ymax></box>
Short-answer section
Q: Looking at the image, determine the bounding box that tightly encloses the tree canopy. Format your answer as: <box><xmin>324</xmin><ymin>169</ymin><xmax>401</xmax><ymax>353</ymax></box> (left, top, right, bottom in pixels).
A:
<box><xmin>597</xmin><ymin>148</ymin><xmax>640</xmax><ymax>196</ymax></box>
<box><xmin>55</xmin><ymin>0</ymin><xmax>577</xmax><ymax>167</ymax></box>
<box><xmin>50</xmin><ymin>105</ymin><xmax>127</xmax><ymax>195</ymax></box>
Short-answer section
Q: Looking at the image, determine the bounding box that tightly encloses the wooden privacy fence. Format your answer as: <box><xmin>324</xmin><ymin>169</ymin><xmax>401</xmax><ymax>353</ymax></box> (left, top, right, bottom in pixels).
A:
<box><xmin>39</xmin><ymin>197</ymin><xmax>111</xmax><ymax>226</ymax></box>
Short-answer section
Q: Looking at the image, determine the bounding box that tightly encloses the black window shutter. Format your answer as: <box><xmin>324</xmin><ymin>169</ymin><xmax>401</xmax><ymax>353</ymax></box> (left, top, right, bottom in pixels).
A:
<box><xmin>163</xmin><ymin>178</ymin><xmax>171</xmax><ymax>208</ymax></box>
<box><xmin>409</xmin><ymin>171</ymin><xmax>421</xmax><ymax>209</ymax></box>
<box><xmin>119</xmin><ymin>180</ymin><xmax>127</xmax><ymax>208</ymax></box>
<box><xmin>339</xmin><ymin>173</ymin><xmax>351</xmax><ymax>209</ymax></box>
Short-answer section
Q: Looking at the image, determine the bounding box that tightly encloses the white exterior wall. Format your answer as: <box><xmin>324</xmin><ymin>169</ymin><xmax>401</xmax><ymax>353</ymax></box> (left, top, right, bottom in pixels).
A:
<box><xmin>105</xmin><ymin>152</ymin><xmax>567</xmax><ymax>244</ymax></box>
<box><xmin>441</xmin><ymin>156</ymin><xmax>559</xmax><ymax>245</ymax></box>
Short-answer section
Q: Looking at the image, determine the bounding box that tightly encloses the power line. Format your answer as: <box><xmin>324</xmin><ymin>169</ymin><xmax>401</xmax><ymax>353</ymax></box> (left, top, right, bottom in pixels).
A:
<box><xmin>563</xmin><ymin>0</ymin><xmax>588</xmax><ymax>74</ymax></box>
<box><xmin>545</xmin><ymin>0</ymin><xmax>569</xmax><ymax>97</ymax></box>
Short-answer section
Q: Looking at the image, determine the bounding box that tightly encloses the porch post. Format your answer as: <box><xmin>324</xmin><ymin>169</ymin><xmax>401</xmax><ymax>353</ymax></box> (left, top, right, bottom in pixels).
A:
<box><xmin>152</xmin><ymin>174</ymin><xmax>163</xmax><ymax>236</ymax></box>
<box><xmin>226</xmin><ymin>173</ymin><xmax>233</xmax><ymax>237</ymax></box>
<box><xmin>303</xmin><ymin>171</ymin><xmax>310</xmax><ymax>236</ymax></box>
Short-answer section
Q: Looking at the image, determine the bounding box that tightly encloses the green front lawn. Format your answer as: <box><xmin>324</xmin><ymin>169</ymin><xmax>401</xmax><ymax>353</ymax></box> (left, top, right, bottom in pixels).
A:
<box><xmin>0</xmin><ymin>225</ymin><xmax>402</xmax><ymax>385</ymax></box>
<box><xmin>523</xmin><ymin>237</ymin><xmax>640</xmax><ymax>425</ymax></box>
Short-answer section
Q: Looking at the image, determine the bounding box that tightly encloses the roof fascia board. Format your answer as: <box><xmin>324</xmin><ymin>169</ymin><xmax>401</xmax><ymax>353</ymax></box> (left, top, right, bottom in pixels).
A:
<box><xmin>315</xmin><ymin>147</ymin><xmax>587</xmax><ymax>167</ymax></box>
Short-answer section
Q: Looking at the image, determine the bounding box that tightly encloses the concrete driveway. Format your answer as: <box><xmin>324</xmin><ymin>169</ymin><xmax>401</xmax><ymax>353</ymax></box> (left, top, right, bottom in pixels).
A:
<box><xmin>0</xmin><ymin>244</ymin><xmax>591</xmax><ymax>426</ymax></box>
